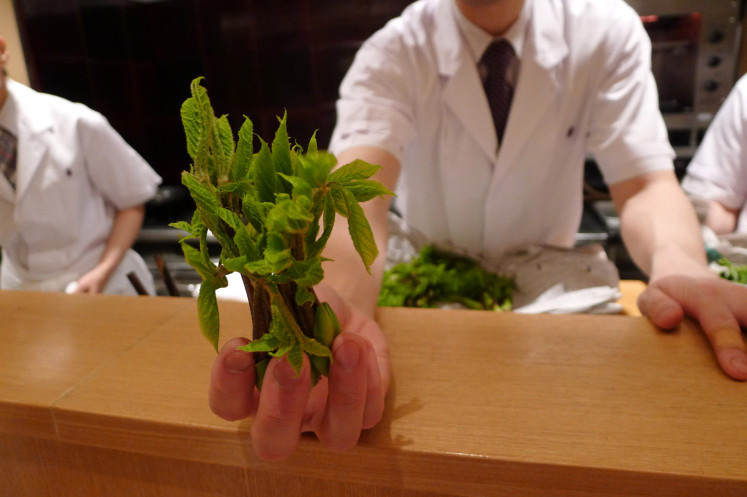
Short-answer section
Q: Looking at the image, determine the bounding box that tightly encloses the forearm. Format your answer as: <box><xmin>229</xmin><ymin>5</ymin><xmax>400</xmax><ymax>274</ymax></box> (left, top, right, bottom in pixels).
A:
<box><xmin>611</xmin><ymin>170</ymin><xmax>708</xmax><ymax>281</ymax></box>
<box><xmin>322</xmin><ymin>146</ymin><xmax>400</xmax><ymax>317</ymax></box>
<box><xmin>93</xmin><ymin>204</ymin><xmax>146</xmax><ymax>281</ymax></box>
<box><xmin>323</xmin><ymin>198</ymin><xmax>390</xmax><ymax>318</ymax></box>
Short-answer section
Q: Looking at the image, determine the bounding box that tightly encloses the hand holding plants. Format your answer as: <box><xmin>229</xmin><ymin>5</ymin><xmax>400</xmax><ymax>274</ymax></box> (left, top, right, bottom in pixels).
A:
<box><xmin>209</xmin><ymin>283</ymin><xmax>390</xmax><ymax>460</ymax></box>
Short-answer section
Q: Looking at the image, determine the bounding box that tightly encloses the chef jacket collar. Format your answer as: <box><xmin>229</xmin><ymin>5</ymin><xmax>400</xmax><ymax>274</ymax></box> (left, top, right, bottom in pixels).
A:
<box><xmin>0</xmin><ymin>79</ymin><xmax>20</xmax><ymax>138</ymax></box>
<box><xmin>452</xmin><ymin>0</ymin><xmax>530</xmax><ymax>69</ymax></box>
<box><xmin>4</xmin><ymin>80</ymin><xmax>54</xmax><ymax>138</ymax></box>
<box><xmin>434</xmin><ymin>0</ymin><xmax>567</xmax><ymax>77</ymax></box>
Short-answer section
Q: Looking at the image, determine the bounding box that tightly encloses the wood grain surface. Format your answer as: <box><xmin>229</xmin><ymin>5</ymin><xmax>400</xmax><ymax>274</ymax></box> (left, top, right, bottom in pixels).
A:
<box><xmin>0</xmin><ymin>286</ymin><xmax>744</xmax><ymax>496</ymax></box>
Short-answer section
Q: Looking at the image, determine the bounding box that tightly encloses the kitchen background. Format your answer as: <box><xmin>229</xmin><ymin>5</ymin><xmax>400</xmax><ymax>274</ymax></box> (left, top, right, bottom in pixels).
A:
<box><xmin>2</xmin><ymin>0</ymin><xmax>747</xmax><ymax>293</ymax></box>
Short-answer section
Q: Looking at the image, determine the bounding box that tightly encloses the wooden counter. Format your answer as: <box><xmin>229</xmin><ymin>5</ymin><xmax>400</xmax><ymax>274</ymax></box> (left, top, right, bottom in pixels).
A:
<box><xmin>1</xmin><ymin>287</ymin><xmax>745</xmax><ymax>496</ymax></box>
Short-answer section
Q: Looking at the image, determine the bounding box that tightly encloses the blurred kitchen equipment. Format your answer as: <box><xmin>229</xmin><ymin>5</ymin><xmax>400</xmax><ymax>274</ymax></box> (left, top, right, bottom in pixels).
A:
<box><xmin>626</xmin><ymin>0</ymin><xmax>744</xmax><ymax>168</ymax></box>
<box><xmin>127</xmin><ymin>272</ymin><xmax>150</xmax><ymax>296</ymax></box>
<box><xmin>143</xmin><ymin>185</ymin><xmax>191</xmax><ymax>227</ymax></box>
<box><xmin>154</xmin><ymin>254</ymin><xmax>181</xmax><ymax>297</ymax></box>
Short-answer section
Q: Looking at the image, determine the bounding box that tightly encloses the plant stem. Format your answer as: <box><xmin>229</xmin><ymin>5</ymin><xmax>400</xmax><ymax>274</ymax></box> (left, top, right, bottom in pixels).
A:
<box><xmin>243</xmin><ymin>274</ymin><xmax>270</xmax><ymax>364</ymax></box>
<box><xmin>278</xmin><ymin>281</ymin><xmax>318</xmax><ymax>339</ymax></box>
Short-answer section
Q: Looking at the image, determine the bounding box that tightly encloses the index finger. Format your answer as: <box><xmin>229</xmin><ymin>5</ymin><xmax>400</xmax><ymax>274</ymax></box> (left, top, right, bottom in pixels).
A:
<box><xmin>653</xmin><ymin>277</ymin><xmax>747</xmax><ymax>380</ymax></box>
<box><xmin>251</xmin><ymin>355</ymin><xmax>311</xmax><ymax>461</ymax></box>
<box><xmin>208</xmin><ymin>337</ymin><xmax>260</xmax><ymax>421</ymax></box>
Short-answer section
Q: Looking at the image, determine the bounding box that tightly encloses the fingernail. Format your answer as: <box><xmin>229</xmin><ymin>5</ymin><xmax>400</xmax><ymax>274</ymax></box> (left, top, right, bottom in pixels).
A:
<box><xmin>224</xmin><ymin>349</ymin><xmax>252</xmax><ymax>373</ymax></box>
<box><xmin>718</xmin><ymin>348</ymin><xmax>747</xmax><ymax>380</ymax></box>
<box><xmin>729</xmin><ymin>353</ymin><xmax>747</xmax><ymax>378</ymax></box>
<box><xmin>336</xmin><ymin>340</ymin><xmax>361</xmax><ymax>371</ymax></box>
<box><xmin>274</xmin><ymin>357</ymin><xmax>304</xmax><ymax>390</ymax></box>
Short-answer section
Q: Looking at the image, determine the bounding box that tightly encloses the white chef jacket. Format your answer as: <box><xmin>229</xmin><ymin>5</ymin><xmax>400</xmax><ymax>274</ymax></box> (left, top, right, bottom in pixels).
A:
<box><xmin>682</xmin><ymin>74</ymin><xmax>747</xmax><ymax>234</ymax></box>
<box><xmin>0</xmin><ymin>79</ymin><xmax>162</xmax><ymax>294</ymax></box>
<box><xmin>329</xmin><ymin>0</ymin><xmax>675</xmax><ymax>259</ymax></box>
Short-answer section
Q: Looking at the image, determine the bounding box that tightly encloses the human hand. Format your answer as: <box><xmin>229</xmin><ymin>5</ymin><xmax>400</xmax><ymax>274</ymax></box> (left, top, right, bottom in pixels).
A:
<box><xmin>638</xmin><ymin>274</ymin><xmax>747</xmax><ymax>380</ymax></box>
<box><xmin>208</xmin><ymin>284</ymin><xmax>391</xmax><ymax>461</ymax></box>
<box><xmin>73</xmin><ymin>267</ymin><xmax>109</xmax><ymax>294</ymax></box>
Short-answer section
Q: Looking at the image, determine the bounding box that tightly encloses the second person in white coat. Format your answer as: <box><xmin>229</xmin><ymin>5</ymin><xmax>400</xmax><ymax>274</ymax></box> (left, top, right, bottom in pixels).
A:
<box><xmin>0</xmin><ymin>36</ymin><xmax>162</xmax><ymax>295</ymax></box>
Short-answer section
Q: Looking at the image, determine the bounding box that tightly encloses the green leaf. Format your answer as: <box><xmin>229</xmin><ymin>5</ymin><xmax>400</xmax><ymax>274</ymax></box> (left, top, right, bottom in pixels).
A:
<box><xmin>329</xmin><ymin>159</ymin><xmax>380</xmax><ymax>183</ymax></box>
<box><xmin>263</xmin><ymin>247</ymin><xmax>293</xmax><ymax>274</ymax></box>
<box><xmin>182</xmin><ymin>172</ymin><xmax>221</xmax><ymax>223</ymax></box>
<box><xmin>304</xmin><ymin>191</ymin><xmax>324</xmax><ymax>248</ymax></box>
<box><xmin>272</xmin><ymin>111</ymin><xmax>292</xmax><ymax>178</ymax></box>
<box><xmin>198</xmin><ymin>226</ymin><xmax>215</xmax><ymax>272</ymax></box>
<box><xmin>307</xmin><ymin>130</ymin><xmax>318</xmax><ymax>155</ymax></box>
<box><xmin>266</xmin><ymin>198</ymin><xmax>314</xmax><ymax>234</ymax></box>
<box><xmin>242</xmin><ymin>195</ymin><xmax>271</xmax><ymax>234</ymax></box>
<box><xmin>217</xmin><ymin>207</ymin><xmax>243</xmax><ymax>232</ymax></box>
<box><xmin>272</xmin><ymin>343</ymin><xmax>294</xmax><ymax>358</ymax></box>
<box><xmin>231</xmin><ymin>116</ymin><xmax>254</xmax><ymax>181</ymax></box>
<box><xmin>344</xmin><ymin>179</ymin><xmax>395</xmax><ymax>203</ymax></box>
<box><xmin>218</xmin><ymin>208</ymin><xmax>259</xmax><ymax>260</ymax></box>
<box><xmin>181</xmin><ymin>78</ymin><xmax>209</xmax><ymax>161</ymax></box>
<box><xmin>213</xmin><ymin>114</ymin><xmax>235</xmax><ymax>183</ymax></box>
<box><xmin>284</xmin><ymin>257</ymin><xmax>324</xmax><ymax>286</ymax></box>
<box><xmin>301</xmin><ymin>335</ymin><xmax>333</xmax><ymax>359</ymax></box>
<box><xmin>181</xmin><ymin>242</ymin><xmax>217</xmax><ymax>281</ymax></box>
<box><xmin>297</xmin><ymin>151</ymin><xmax>336</xmax><ymax>188</ymax></box>
<box><xmin>277</xmin><ymin>172</ymin><xmax>313</xmax><ymax>200</ymax></box>
<box><xmin>181</xmin><ymin>184</ymin><xmax>239</xmax><ymax>258</ymax></box>
<box><xmin>331</xmin><ymin>185</ymin><xmax>378</xmax><ymax>273</ymax></box>
<box><xmin>253</xmin><ymin>139</ymin><xmax>276</xmax><ymax>203</ymax></box>
<box><xmin>222</xmin><ymin>255</ymin><xmax>248</xmax><ymax>273</ymax></box>
<box><xmin>295</xmin><ymin>285</ymin><xmax>315</xmax><ymax>306</ymax></box>
<box><xmin>183</xmin><ymin>78</ymin><xmax>217</xmax><ymax>183</ymax></box>
<box><xmin>235</xmin><ymin>228</ymin><xmax>260</xmax><ymax>261</ymax></box>
<box><xmin>237</xmin><ymin>332</ymin><xmax>281</xmax><ymax>353</ymax></box>
<box><xmin>265</xmin><ymin>290</ymin><xmax>309</xmax><ymax>374</ymax></box>
<box><xmin>197</xmin><ymin>276</ymin><xmax>227</xmax><ymax>352</ymax></box>
<box><xmin>307</xmin><ymin>194</ymin><xmax>336</xmax><ymax>259</ymax></box>
<box><xmin>217</xmin><ymin>180</ymin><xmax>254</xmax><ymax>197</ymax></box>
<box><xmin>169</xmin><ymin>221</ymin><xmax>202</xmax><ymax>242</ymax></box>
<box><xmin>181</xmin><ymin>97</ymin><xmax>201</xmax><ymax>161</ymax></box>
<box><xmin>246</xmin><ymin>233</ymin><xmax>291</xmax><ymax>274</ymax></box>
<box><xmin>330</xmin><ymin>184</ymin><xmax>349</xmax><ymax>217</ymax></box>
<box><xmin>169</xmin><ymin>220</ymin><xmax>193</xmax><ymax>232</ymax></box>
<box><xmin>285</xmin><ymin>343</ymin><xmax>305</xmax><ymax>374</ymax></box>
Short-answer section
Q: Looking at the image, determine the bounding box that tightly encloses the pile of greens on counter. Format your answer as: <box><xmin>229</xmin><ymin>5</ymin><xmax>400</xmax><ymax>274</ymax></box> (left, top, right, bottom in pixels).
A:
<box><xmin>378</xmin><ymin>244</ymin><xmax>514</xmax><ymax>311</ymax></box>
<box><xmin>717</xmin><ymin>257</ymin><xmax>747</xmax><ymax>285</ymax></box>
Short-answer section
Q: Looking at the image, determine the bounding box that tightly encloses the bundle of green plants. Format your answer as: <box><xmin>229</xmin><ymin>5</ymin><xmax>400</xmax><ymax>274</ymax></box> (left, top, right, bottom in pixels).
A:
<box><xmin>171</xmin><ymin>78</ymin><xmax>392</xmax><ymax>386</ymax></box>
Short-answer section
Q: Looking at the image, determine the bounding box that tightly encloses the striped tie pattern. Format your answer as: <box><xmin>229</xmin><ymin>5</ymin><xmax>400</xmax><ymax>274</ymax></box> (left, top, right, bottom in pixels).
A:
<box><xmin>481</xmin><ymin>39</ymin><xmax>516</xmax><ymax>145</ymax></box>
<box><xmin>0</xmin><ymin>126</ymin><xmax>17</xmax><ymax>189</ymax></box>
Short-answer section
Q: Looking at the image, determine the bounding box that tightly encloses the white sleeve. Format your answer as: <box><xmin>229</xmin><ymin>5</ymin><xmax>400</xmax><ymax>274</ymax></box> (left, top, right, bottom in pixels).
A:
<box><xmin>586</xmin><ymin>3</ymin><xmax>675</xmax><ymax>185</ymax></box>
<box><xmin>682</xmin><ymin>75</ymin><xmax>747</xmax><ymax>210</ymax></box>
<box><xmin>328</xmin><ymin>28</ymin><xmax>418</xmax><ymax>163</ymax></box>
<box><xmin>78</xmin><ymin>108</ymin><xmax>162</xmax><ymax>210</ymax></box>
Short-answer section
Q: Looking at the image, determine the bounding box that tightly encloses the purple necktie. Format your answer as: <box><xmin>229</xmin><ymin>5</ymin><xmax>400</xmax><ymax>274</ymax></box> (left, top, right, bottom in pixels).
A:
<box><xmin>481</xmin><ymin>39</ymin><xmax>516</xmax><ymax>145</ymax></box>
<box><xmin>0</xmin><ymin>126</ymin><xmax>17</xmax><ymax>189</ymax></box>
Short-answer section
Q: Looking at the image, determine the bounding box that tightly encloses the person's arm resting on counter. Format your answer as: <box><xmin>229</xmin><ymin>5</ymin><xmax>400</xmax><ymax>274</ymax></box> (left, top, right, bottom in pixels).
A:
<box><xmin>704</xmin><ymin>200</ymin><xmax>739</xmax><ymax>235</ymax></box>
<box><xmin>610</xmin><ymin>167</ymin><xmax>747</xmax><ymax>380</ymax></box>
